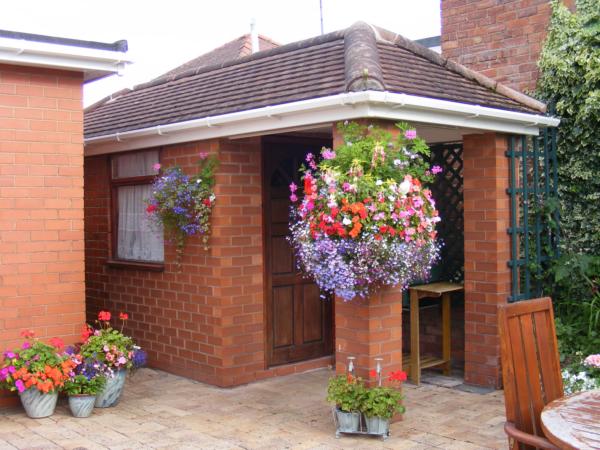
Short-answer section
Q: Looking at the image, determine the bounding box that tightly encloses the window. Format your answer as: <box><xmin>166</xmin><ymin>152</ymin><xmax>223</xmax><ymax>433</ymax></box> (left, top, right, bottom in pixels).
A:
<box><xmin>111</xmin><ymin>150</ymin><xmax>164</xmax><ymax>264</ymax></box>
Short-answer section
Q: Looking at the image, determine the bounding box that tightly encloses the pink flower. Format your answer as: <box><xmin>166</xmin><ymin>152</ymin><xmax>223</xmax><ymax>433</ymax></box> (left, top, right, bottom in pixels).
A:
<box><xmin>290</xmin><ymin>194</ymin><xmax>298</xmax><ymax>202</ymax></box>
<box><xmin>15</xmin><ymin>379</ymin><xmax>25</xmax><ymax>393</ymax></box>
<box><xmin>321</xmin><ymin>148</ymin><xmax>336</xmax><ymax>160</ymax></box>
<box><xmin>289</xmin><ymin>182</ymin><xmax>297</xmax><ymax>193</ymax></box>
<box><xmin>153</xmin><ymin>163</ymin><xmax>161</xmax><ymax>171</ymax></box>
<box><xmin>584</xmin><ymin>354</ymin><xmax>600</xmax><ymax>369</ymax></box>
<box><xmin>404</xmin><ymin>129</ymin><xmax>417</xmax><ymax>140</ymax></box>
<box><xmin>117</xmin><ymin>356</ymin><xmax>127</xmax><ymax>365</ymax></box>
<box><xmin>21</xmin><ymin>342</ymin><xmax>30</xmax><ymax>350</ymax></box>
<box><xmin>431</xmin><ymin>165</ymin><xmax>443</xmax><ymax>175</ymax></box>
<box><xmin>199</xmin><ymin>152</ymin><xmax>208</xmax><ymax>160</ymax></box>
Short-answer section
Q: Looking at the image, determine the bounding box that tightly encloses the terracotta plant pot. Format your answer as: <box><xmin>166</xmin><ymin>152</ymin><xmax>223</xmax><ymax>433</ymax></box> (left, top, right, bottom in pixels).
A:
<box><xmin>95</xmin><ymin>370</ymin><xmax>127</xmax><ymax>408</ymax></box>
<box><xmin>69</xmin><ymin>394</ymin><xmax>96</xmax><ymax>418</ymax></box>
<box><xmin>18</xmin><ymin>389</ymin><xmax>58</xmax><ymax>419</ymax></box>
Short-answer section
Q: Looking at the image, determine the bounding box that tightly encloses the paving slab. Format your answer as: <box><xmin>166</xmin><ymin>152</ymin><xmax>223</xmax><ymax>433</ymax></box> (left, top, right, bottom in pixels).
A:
<box><xmin>0</xmin><ymin>367</ymin><xmax>506</xmax><ymax>449</ymax></box>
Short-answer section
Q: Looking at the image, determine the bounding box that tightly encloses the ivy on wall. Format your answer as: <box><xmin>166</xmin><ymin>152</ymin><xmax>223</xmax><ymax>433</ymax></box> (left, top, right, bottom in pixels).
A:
<box><xmin>536</xmin><ymin>0</ymin><xmax>600</xmax><ymax>254</ymax></box>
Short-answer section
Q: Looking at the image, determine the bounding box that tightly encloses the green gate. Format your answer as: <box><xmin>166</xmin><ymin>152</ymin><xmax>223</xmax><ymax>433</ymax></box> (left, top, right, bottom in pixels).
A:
<box><xmin>506</xmin><ymin>128</ymin><xmax>560</xmax><ymax>302</ymax></box>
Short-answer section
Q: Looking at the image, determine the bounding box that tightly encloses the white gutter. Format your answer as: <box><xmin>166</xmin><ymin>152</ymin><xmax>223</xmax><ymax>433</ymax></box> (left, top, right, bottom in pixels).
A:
<box><xmin>84</xmin><ymin>91</ymin><xmax>560</xmax><ymax>155</ymax></box>
<box><xmin>0</xmin><ymin>37</ymin><xmax>130</xmax><ymax>81</ymax></box>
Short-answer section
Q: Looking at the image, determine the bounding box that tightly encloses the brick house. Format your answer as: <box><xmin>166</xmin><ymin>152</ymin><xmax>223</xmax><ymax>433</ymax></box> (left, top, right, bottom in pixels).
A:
<box><xmin>0</xmin><ymin>30</ymin><xmax>127</xmax><ymax>403</ymax></box>
<box><xmin>83</xmin><ymin>17</ymin><xmax>560</xmax><ymax>389</ymax></box>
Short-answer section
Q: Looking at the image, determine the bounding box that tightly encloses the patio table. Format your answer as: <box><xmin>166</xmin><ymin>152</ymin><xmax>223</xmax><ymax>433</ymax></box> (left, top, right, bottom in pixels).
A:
<box><xmin>540</xmin><ymin>389</ymin><xmax>600</xmax><ymax>450</ymax></box>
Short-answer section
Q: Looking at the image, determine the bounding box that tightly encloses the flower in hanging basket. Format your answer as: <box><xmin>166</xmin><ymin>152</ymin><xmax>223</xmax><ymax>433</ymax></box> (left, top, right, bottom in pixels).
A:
<box><xmin>288</xmin><ymin>121</ymin><xmax>441</xmax><ymax>301</ymax></box>
<box><xmin>145</xmin><ymin>153</ymin><xmax>218</xmax><ymax>263</ymax></box>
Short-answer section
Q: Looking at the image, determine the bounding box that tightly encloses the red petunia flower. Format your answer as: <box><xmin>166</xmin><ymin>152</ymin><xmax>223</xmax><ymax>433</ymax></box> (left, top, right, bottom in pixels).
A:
<box><xmin>81</xmin><ymin>324</ymin><xmax>92</xmax><ymax>341</ymax></box>
<box><xmin>146</xmin><ymin>204</ymin><xmax>157</xmax><ymax>213</ymax></box>
<box><xmin>119</xmin><ymin>312</ymin><xmax>129</xmax><ymax>321</ymax></box>
<box><xmin>202</xmin><ymin>198</ymin><xmax>211</xmax><ymax>207</ymax></box>
<box><xmin>98</xmin><ymin>311</ymin><xmax>111</xmax><ymax>322</ymax></box>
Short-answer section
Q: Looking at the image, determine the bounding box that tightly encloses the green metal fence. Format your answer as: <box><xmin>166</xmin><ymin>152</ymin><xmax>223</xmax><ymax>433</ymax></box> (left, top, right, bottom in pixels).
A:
<box><xmin>506</xmin><ymin>128</ymin><xmax>560</xmax><ymax>302</ymax></box>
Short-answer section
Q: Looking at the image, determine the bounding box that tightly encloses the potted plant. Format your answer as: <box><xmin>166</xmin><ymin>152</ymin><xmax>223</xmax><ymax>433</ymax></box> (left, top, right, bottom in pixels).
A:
<box><xmin>326</xmin><ymin>374</ymin><xmax>366</xmax><ymax>432</ymax></box>
<box><xmin>64</xmin><ymin>354</ymin><xmax>107</xmax><ymax>418</ymax></box>
<box><xmin>80</xmin><ymin>311</ymin><xmax>141</xmax><ymax>408</ymax></box>
<box><xmin>0</xmin><ymin>330</ymin><xmax>75</xmax><ymax>418</ymax></box>
<box><xmin>288</xmin><ymin>121</ymin><xmax>442</xmax><ymax>301</ymax></box>
<box><xmin>361</xmin><ymin>370</ymin><xmax>407</xmax><ymax>435</ymax></box>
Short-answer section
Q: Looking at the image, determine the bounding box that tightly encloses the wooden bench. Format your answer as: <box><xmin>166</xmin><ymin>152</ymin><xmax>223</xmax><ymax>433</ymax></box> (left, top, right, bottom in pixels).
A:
<box><xmin>403</xmin><ymin>282</ymin><xmax>464</xmax><ymax>385</ymax></box>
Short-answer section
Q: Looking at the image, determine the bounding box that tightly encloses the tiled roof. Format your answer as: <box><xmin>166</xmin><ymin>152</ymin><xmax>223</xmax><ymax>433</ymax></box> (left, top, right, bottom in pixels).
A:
<box><xmin>85</xmin><ymin>22</ymin><xmax>546</xmax><ymax>139</ymax></box>
<box><xmin>158</xmin><ymin>34</ymin><xmax>279</xmax><ymax>80</ymax></box>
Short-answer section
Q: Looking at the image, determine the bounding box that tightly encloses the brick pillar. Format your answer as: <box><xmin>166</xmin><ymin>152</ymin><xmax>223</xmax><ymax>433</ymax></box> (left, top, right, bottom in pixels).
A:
<box><xmin>462</xmin><ymin>133</ymin><xmax>511</xmax><ymax>388</ymax></box>
<box><xmin>335</xmin><ymin>288</ymin><xmax>403</xmax><ymax>384</ymax></box>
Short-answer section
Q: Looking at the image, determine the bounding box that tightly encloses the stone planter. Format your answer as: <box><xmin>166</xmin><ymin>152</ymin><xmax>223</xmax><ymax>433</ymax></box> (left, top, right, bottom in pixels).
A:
<box><xmin>69</xmin><ymin>394</ymin><xmax>96</xmax><ymax>418</ymax></box>
<box><xmin>19</xmin><ymin>388</ymin><xmax>58</xmax><ymax>419</ymax></box>
<box><xmin>334</xmin><ymin>408</ymin><xmax>361</xmax><ymax>432</ymax></box>
<box><xmin>365</xmin><ymin>415</ymin><xmax>390</xmax><ymax>435</ymax></box>
<box><xmin>95</xmin><ymin>370</ymin><xmax>127</xmax><ymax>408</ymax></box>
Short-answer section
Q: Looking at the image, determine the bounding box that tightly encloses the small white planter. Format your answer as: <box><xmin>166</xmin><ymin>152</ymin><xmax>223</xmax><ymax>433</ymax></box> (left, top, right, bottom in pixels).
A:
<box><xmin>365</xmin><ymin>416</ymin><xmax>390</xmax><ymax>435</ymax></box>
<box><xmin>334</xmin><ymin>408</ymin><xmax>361</xmax><ymax>432</ymax></box>
<box><xmin>69</xmin><ymin>394</ymin><xmax>96</xmax><ymax>418</ymax></box>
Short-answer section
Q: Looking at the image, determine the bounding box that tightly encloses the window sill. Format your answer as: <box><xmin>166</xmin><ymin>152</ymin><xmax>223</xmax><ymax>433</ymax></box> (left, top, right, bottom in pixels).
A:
<box><xmin>106</xmin><ymin>259</ymin><xmax>165</xmax><ymax>272</ymax></box>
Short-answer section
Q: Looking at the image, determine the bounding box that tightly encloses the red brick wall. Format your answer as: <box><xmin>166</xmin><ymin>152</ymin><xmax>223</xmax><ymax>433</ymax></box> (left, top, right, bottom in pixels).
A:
<box><xmin>85</xmin><ymin>138</ymin><xmax>332</xmax><ymax>387</ymax></box>
<box><xmin>0</xmin><ymin>64</ymin><xmax>85</xmax><ymax>352</ymax></box>
<box><xmin>441</xmin><ymin>0</ymin><xmax>557</xmax><ymax>93</ymax></box>
<box><xmin>462</xmin><ymin>132</ymin><xmax>511</xmax><ymax>388</ymax></box>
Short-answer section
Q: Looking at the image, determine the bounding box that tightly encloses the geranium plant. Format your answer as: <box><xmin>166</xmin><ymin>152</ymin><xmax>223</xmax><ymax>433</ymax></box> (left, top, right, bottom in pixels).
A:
<box><xmin>362</xmin><ymin>370</ymin><xmax>407</xmax><ymax>419</ymax></box>
<box><xmin>80</xmin><ymin>311</ymin><xmax>136</xmax><ymax>372</ymax></box>
<box><xmin>0</xmin><ymin>330</ymin><xmax>75</xmax><ymax>394</ymax></box>
<box><xmin>145</xmin><ymin>153</ymin><xmax>218</xmax><ymax>264</ymax></box>
<box><xmin>289</xmin><ymin>121</ymin><xmax>441</xmax><ymax>300</ymax></box>
<box><xmin>327</xmin><ymin>373</ymin><xmax>366</xmax><ymax>412</ymax></box>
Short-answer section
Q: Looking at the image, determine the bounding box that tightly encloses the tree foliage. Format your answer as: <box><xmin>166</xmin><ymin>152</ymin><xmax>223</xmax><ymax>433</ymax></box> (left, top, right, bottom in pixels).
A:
<box><xmin>536</xmin><ymin>0</ymin><xmax>600</xmax><ymax>253</ymax></box>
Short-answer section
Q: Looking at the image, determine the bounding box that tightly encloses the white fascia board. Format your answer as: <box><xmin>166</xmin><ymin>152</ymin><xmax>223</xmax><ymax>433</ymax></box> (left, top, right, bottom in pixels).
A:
<box><xmin>0</xmin><ymin>37</ymin><xmax>129</xmax><ymax>77</ymax></box>
<box><xmin>84</xmin><ymin>91</ymin><xmax>560</xmax><ymax>155</ymax></box>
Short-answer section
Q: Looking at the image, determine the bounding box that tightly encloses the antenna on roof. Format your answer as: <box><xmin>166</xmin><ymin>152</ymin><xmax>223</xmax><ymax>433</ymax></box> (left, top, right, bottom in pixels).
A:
<box><xmin>319</xmin><ymin>0</ymin><xmax>324</xmax><ymax>35</ymax></box>
<box><xmin>250</xmin><ymin>18</ymin><xmax>259</xmax><ymax>53</ymax></box>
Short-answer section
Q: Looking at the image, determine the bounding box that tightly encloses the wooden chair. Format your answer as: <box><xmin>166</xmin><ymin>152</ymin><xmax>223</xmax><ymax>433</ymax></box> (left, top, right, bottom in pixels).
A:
<box><xmin>498</xmin><ymin>297</ymin><xmax>564</xmax><ymax>450</ymax></box>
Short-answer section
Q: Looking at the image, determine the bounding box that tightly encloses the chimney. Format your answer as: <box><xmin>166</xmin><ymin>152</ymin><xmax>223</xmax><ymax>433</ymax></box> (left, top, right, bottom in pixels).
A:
<box><xmin>250</xmin><ymin>18</ymin><xmax>259</xmax><ymax>54</ymax></box>
<box><xmin>441</xmin><ymin>0</ymin><xmax>575</xmax><ymax>93</ymax></box>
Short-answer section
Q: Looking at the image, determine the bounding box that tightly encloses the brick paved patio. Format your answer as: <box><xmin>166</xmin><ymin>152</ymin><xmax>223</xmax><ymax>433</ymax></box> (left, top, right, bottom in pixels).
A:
<box><xmin>0</xmin><ymin>368</ymin><xmax>507</xmax><ymax>449</ymax></box>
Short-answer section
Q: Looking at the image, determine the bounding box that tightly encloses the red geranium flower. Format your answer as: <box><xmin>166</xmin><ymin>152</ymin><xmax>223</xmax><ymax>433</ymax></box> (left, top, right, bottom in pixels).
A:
<box><xmin>119</xmin><ymin>312</ymin><xmax>129</xmax><ymax>321</ymax></box>
<box><xmin>81</xmin><ymin>324</ymin><xmax>92</xmax><ymax>341</ymax></box>
<box><xmin>20</xmin><ymin>329</ymin><xmax>35</xmax><ymax>339</ymax></box>
<box><xmin>389</xmin><ymin>370</ymin><xmax>407</xmax><ymax>382</ymax></box>
<box><xmin>369</xmin><ymin>369</ymin><xmax>377</xmax><ymax>378</ymax></box>
<box><xmin>49</xmin><ymin>337</ymin><xmax>64</xmax><ymax>350</ymax></box>
<box><xmin>98</xmin><ymin>311</ymin><xmax>111</xmax><ymax>321</ymax></box>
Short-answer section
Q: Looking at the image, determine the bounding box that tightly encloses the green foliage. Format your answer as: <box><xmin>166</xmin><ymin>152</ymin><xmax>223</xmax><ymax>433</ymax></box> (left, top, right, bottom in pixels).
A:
<box><xmin>551</xmin><ymin>253</ymin><xmax>600</xmax><ymax>360</ymax></box>
<box><xmin>80</xmin><ymin>328</ymin><xmax>135</xmax><ymax>371</ymax></box>
<box><xmin>360</xmin><ymin>386</ymin><xmax>404</xmax><ymax>419</ymax></box>
<box><xmin>536</xmin><ymin>0</ymin><xmax>600</xmax><ymax>254</ymax></box>
<box><xmin>63</xmin><ymin>374</ymin><xmax>106</xmax><ymax>396</ymax></box>
<box><xmin>326</xmin><ymin>375</ymin><xmax>365</xmax><ymax>412</ymax></box>
<box><xmin>321</xmin><ymin>121</ymin><xmax>434</xmax><ymax>188</ymax></box>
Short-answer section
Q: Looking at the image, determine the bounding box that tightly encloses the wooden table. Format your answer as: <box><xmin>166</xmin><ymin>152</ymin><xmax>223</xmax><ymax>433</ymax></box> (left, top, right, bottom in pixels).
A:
<box><xmin>404</xmin><ymin>282</ymin><xmax>463</xmax><ymax>385</ymax></box>
<box><xmin>541</xmin><ymin>389</ymin><xmax>600</xmax><ymax>450</ymax></box>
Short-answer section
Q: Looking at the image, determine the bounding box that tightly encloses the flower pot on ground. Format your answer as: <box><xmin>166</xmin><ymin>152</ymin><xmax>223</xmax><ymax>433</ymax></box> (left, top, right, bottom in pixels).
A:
<box><xmin>362</xmin><ymin>369</ymin><xmax>407</xmax><ymax>434</ymax></box>
<box><xmin>327</xmin><ymin>374</ymin><xmax>366</xmax><ymax>433</ymax></box>
<box><xmin>78</xmin><ymin>311</ymin><xmax>147</xmax><ymax>408</ymax></box>
<box><xmin>19</xmin><ymin>388</ymin><xmax>59</xmax><ymax>419</ymax></box>
<box><xmin>64</xmin><ymin>357</ymin><xmax>107</xmax><ymax>417</ymax></box>
<box><xmin>0</xmin><ymin>330</ymin><xmax>75</xmax><ymax>419</ymax></box>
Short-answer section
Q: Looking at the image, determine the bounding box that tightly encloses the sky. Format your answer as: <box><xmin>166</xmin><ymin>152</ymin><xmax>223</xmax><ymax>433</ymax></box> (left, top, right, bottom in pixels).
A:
<box><xmin>1</xmin><ymin>0</ymin><xmax>441</xmax><ymax>106</ymax></box>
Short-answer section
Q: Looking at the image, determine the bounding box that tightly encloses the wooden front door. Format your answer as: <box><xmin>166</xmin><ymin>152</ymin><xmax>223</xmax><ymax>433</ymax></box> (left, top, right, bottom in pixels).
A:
<box><xmin>263</xmin><ymin>138</ymin><xmax>333</xmax><ymax>367</ymax></box>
